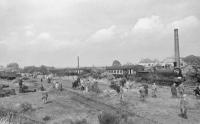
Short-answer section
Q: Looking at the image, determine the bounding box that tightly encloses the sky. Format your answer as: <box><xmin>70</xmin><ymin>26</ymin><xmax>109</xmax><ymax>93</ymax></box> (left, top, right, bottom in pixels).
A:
<box><xmin>0</xmin><ymin>0</ymin><xmax>200</xmax><ymax>67</ymax></box>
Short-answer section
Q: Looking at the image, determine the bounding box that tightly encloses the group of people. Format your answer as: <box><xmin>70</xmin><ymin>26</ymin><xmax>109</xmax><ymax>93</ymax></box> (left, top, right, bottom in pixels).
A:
<box><xmin>171</xmin><ymin>83</ymin><xmax>185</xmax><ymax>98</ymax></box>
<box><xmin>170</xmin><ymin>82</ymin><xmax>188</xmax><ymax>119</ymax></box>
<box><xmin>72</xmin><ymin>75</ymin><xmax>200</xmax><ymax>120</ymax></box>
<box><xmin>170</xmin><ymin>82</ymin><xmax>200</xmax><ymax>119</ymax></box>
<box><xmin>72</xmin><ymin>77</ymin><xmax>99</xmax><ymax>94</ymax></box>
<box><xmin>138</xmin><ymin>82</ymin><xmax>190</xmax><ymax>119</ymax></box>
<box><xmin>40</xmin><ymin>77</ymin><xmax>63</xmax><ymax>104</ymax></box>
<box><xmin>139</xmin><ymin>83</ymin><xmax>157</xmax><ymax>101</ymax></box>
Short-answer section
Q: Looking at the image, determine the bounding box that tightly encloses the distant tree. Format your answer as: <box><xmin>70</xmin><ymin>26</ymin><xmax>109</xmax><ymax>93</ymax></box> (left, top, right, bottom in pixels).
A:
<box><xmin>112</xmin><ymin>60</ymin><xmax>121</xmax><ymax>66</ymax></box>
<box><xmin>183</xmin><ymin>55</ymin><xmax>200</xmax><ymax>66</ymax></box>
<box><xmin>39</xmin><ymin>65</ymin><xmax>48</xmax><ymax>74</ymax></box>
<box><xmin>7</xmin><ymin>62</ymin><xmax>19</xmax><ymax>71</ymax></box>
<box><xmin>23</xmin><ymin>66</ymin><xmax>37</xmax><ymax>73</ymax></box>
<box><xmin>186</xmin><ymin>66</ymin><xmax>200</xmax><ymax>82</ymax></box>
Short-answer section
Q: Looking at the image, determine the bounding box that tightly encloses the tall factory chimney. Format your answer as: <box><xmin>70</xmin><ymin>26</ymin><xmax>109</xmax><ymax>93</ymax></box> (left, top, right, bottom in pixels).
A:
<box><xmin>174</xmin><ymin>28</ymin><xmax>180</xmax><ymax>68</ymax></box>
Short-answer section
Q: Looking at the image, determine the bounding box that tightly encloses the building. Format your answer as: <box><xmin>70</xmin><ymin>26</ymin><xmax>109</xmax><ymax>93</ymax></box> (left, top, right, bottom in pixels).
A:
<box><xmin>106</xmin><ymin>65</ymin><xmax>144</xmax><ymax>76</ymax></box>
<box><xmin>160</xmin><ymin>57</ymin><xmax>187</xmax><ymax>69</ymax></box>
<box><xmin>106</xmin><ymin>65</ymin><xmax>135</xmax><ymax>76</ymax></box>
<box><xmin>138</xmin><ymin>58</ymin><xmax>159</xmax><ymax>69</ymax></box>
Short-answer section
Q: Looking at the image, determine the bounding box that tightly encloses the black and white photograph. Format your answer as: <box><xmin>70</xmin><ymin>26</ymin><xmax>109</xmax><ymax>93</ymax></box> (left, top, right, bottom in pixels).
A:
<box><xmin>0</xmin><ymin>0</ymin><xmax>200</xmax><ymax>124</ymax></box>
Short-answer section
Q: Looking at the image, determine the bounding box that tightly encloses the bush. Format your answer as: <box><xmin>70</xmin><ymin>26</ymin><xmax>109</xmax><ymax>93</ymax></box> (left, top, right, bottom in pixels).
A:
<box><xmin>98</xmin><ymin>112</ymin><xmax>120</xmax><ymax>124</ymax></box>
<box><xmin>0</xmin><ymin>107</ymin><xmax>19</xmax><ymax>124</ymax></box>
<box><xmin>15</xmin><ymin>102</ymin><xmax>33</xmax><ymax>113</ymax></box>
<box><xmin>89</xmin><ymin>82</ymin><xmax>101</xmax><ymax>93</ymax></box>
<box><xmin>100</xmin><ymin>72</ymin><xmax>115</xmax><ymax>80</ymax></box>
<box><xmin>70</xmin><ymin>118</ymin><xmax>88</xmax><ymax>124</ymax></box>
<box><xmin>42</xmin><ymin>115</ymin><xmax>51</xmax><ymax>121</ymax></box>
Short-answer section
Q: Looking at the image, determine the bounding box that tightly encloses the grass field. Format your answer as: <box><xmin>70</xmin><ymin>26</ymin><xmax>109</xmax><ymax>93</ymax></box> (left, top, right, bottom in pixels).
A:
<box><xmin>0</xmin><ymin>77</ymin><xmax>200</xmax><ymax>124</ymax></box>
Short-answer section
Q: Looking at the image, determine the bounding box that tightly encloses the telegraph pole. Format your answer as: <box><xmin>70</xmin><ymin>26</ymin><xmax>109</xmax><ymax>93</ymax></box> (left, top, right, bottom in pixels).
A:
<box><xmin>77</xmin><ymin>56</ymin><xmax>79</xmax><ymax>75</ymax></box>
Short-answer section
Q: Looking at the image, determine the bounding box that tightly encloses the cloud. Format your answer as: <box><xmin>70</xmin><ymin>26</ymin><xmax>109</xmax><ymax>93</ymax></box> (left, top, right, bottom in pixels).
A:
<box><xmin>25</xmin><ymin>30</ymin><xmax>34</xmax><ymax>37</ymax></box>
<box><xmin>168</xmin><ymin>16</ymin><xmax>200</xmax><ymax>29</ymax></box>
<box><xmin>37</xmin><ymin>32</ymin><xmax>51</xmax><ymax>40</ymax></box>
<box><xmin>24</xmin><ymin>24</ymin><xmax>35</xmax><ymax>37</ymax></box>
<box><xmin>0</xmin><ymin>0</ymin><xmax>200</xmax><ymax>67</ymax></box>
<box><xmin>132</xmin><ymin>15</ymin><xmax>200</xmax><ymax>34</ymax></box>
<box><xmin>88</xmin><ymin>25</ymin><xmax>117</xmax><ymax>43</ymax></box>
<box><xmin>24</xmin><ymin>24</ymin><xmax>34</xmax><ymax>30</ymax></box>
<box><xmin>132</xmin><ymin>15</ymin><xmax>164</xmax><ymax>33</ymax></box>
<box><xmin>0</xmin><ymin>0</ymin><xmax>7</xmax><ymax>9</ymax></box>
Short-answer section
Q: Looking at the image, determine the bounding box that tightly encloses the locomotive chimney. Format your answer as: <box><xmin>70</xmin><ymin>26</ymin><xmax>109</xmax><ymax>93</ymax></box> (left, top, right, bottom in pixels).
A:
<box><xmin>174</xmin><ymin>28</ymin><xmax>180</xmax><ymax>68</ymax></box>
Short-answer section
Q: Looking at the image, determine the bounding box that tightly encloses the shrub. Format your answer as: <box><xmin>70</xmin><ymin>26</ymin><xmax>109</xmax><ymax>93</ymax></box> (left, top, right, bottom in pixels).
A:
<box><xmin>98</xmin><ymin>112</ymin><xmax>120</xmax><ymax>124</ymax></box>
<box><xmin>70</xmin><ymin>118</ymin><xmax>88</xmax><ymax>124</ymax></box>
<box><xmin>42</xmin><ymin>115</ymin><xmax>51</xmax><ymax>121</ymax></box>
<box><xmin>15</xmin><ymin>102</ymin><xmax>33</xmax><ymax>113</ymax></box>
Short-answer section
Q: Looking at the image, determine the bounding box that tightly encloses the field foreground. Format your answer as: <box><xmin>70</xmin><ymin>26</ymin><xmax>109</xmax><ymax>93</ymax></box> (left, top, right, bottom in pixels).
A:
<box><xmin>0</xmin><ymin>77</ymin><xmax>200</xmax><ymax>124</ymax></box>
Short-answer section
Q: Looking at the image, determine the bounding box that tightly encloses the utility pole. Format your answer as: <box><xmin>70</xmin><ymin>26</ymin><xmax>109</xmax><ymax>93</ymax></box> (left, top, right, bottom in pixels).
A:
<box><xmin>77</xmin><ymin>56</ymin><xmax>79</xmax><ymax>75</ymax></box>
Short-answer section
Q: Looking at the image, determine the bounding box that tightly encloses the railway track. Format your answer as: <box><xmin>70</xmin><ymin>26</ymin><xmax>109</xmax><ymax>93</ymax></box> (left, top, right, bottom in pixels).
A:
<box><xmin>63</xmin><ymin>88</ymin><xmax>162</xmax><ymax>124</ymax></box>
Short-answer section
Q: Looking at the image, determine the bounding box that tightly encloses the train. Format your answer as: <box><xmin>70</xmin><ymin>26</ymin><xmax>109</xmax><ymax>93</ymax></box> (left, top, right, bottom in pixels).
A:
<box><xmin>136</xmin><ymin>68</ymin><xmax>184</xmax><ymax>86</ymax></box>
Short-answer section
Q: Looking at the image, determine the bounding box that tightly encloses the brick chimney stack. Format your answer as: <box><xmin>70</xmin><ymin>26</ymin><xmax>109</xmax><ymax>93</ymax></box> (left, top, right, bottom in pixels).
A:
<box><xmin>174</xmin><ymin>28</ymin><xmax>180</xmax><ymax>68</ymax></box>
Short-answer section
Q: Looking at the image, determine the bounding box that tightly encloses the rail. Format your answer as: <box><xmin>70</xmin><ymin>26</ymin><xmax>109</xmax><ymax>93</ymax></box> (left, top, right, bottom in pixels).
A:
<box><xmin>65</xmin><ymin>88</ymin><xmax>162</xmax><ymax>124</ymax></box>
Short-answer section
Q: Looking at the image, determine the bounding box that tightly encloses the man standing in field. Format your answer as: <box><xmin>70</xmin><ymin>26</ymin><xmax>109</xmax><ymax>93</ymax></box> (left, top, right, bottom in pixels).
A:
<box><xmin>152</xmin><ymin>83</ymin><xmax>157</xmax><ymax>97</ymax></box>
<box><xmin>42</xmin><ymin>92</ymin><xmax>48</xmax><ymax>104</ymax></box>
<box><xmin>139</xmin><ymin>85</ymin><xmax>146</xmax><ymax>101</ymax></box>
<box><xmin>119</xmin><ymin>85</ymin><xmax>124</xmax><ymax>102</ymax></box>
<box><xmin>171</xmin><ymin>83</ymin><xmax>177</xmax><ymax>97</ymax></box>
<box><xmin>143</xmin><ymin>84</ymin><xmax>148</xmax><ymax>96</ymax></box>
<box><xmin>194</xmin><ymin>84</ymin><xmax>200</xmax><ymax>98</ymax></box>
<box><xmin>178</xmin><ymin>83</ymin><xmax>185</xmax><ymax>97</ymax></box>
<box><xmin>18</xmin><ymin>78</ymin><xmax>23</xmax><ymax>93</ymax></box>
<box><xmin>41</xmin><ymin>78</ymin><xmax>43</xmax><ymax>82</ymax></box>
<box><xmin>179</xmin><ymin>94</ymin><xmax>188</xmax><ymax>119</ymax></box>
